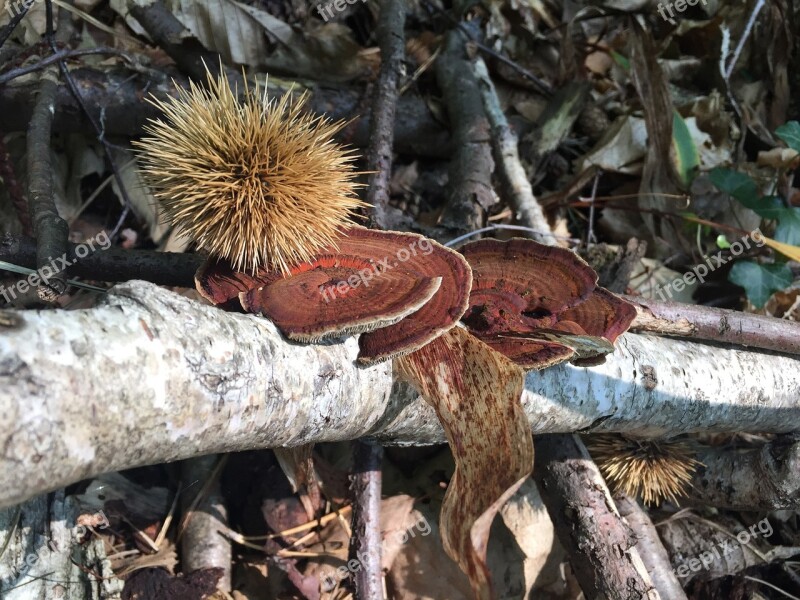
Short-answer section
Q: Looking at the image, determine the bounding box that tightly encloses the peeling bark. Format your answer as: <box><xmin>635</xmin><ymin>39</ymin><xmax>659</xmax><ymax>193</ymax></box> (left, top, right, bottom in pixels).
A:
<box><xmin>0</xmin><ymin>281</ymin><xmax>798</xmax><ymax>509</ymax></box>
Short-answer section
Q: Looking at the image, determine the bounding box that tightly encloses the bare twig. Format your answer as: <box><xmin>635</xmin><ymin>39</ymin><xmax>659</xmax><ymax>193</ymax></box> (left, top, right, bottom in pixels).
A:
<box><xmin>626</xmin><ymin>295</ymin><xmax>800</xmax><ymax>357</ymax></box>
<box><xmin>615</xmin><ymin>494</ymin><xmax>688</xmax><ymax>600</ymax></box>
<box><xmin>472</xmin><ymin>57</ymin><xmax>555</xmax><ymax>245</ymax></box>
<box><xmin>0</xmin><ymin>47</ymin><xmax>131</xmax><ymax>86</ymax></box>
<box><xmin>364</xmin><ymin>0</ymin><xmax>406</xmax><ymax>229</ymax></box>
<box><xmin>348</xmin><ymin>442</ymin><xmax>384</xmax><ymax>600</ymax></box>
<box><xmin>48</xmin><ymin>0</ymin><xmax>132</xmax><ymax>239</ymax></box>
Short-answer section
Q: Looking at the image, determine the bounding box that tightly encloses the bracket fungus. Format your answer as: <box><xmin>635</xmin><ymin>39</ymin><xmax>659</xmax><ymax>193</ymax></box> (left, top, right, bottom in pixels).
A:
<box><xmin>459</xmin><ymin>238</ymin><xmax>636</xmax><ymax>369</ymax></box>
<box><xmin>195</xmin><ymin>226</ymin><xmax>471</xmax><ymax>359</ymax></box>
<box><xmin>240</xmin><ymin>261</ymin><xmax>442</xmax><ymax>342</ymax></box>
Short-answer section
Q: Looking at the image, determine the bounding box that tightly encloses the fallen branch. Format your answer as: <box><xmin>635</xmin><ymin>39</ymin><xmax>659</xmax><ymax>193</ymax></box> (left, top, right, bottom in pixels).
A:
<box><xmin>687</xmin><ymin>435</ymin><xmax>800</xmax><ymax>510</ymax></box>
<box><xmin>26</xmin><ymin>39</ymin><xmax>68</xmax><ymax>300</ymax></box>
<box><xmin>0</xmin><ymin>68</ymin><xmax>452</xmax><ymax>158</ymax></box>
<box><xmin>0</xmin><ymin>281</ymin><xmax>798</xmax><ymax>509</ymax></box>
<box><xmin>532</xmin><ymin>434</ymin><xmax>659</xmax><ymax>600</ymax></box>
<box><xmin>627</xmin><ymin>295</ymin><xmax>800</xmax><ymax>357</ymax></box>
<box><xmin>435</xmin><ymin>25</ymin><xmax>494</xmax><ymax>233</ymax></box>
<box><xmin>615</xmin><ymin>494</ymin><xmax>687</xmax><ymax>600</ymax></box>
<box><xmin>348</xmin><ymin>442</ymin><xmax>383</xmax><ymax>599</ymax></box>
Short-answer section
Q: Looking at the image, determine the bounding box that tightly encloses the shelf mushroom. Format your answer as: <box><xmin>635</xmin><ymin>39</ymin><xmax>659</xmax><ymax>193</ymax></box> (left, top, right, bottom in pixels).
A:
<box><xmin>459</xmin><ymin>238</ymin><xmax>636</xmax><ymax>369</ymax></box>
<box><xmin>195</xmin><ymin>226</ymin><xmax>472</xmax><ymax>361</ymax></box>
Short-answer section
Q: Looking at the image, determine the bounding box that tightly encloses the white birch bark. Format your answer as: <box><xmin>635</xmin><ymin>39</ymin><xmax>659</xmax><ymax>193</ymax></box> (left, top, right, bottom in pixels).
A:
<box><xmin>0</xmin><ymin>280</ymin><xmax>798</xmax><ymax>509</ymax></box>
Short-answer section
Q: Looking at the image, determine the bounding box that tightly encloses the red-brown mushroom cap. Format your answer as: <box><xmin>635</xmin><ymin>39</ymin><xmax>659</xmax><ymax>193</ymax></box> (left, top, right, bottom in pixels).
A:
<box><xmin>195</xmin><ymin>258</ymin><xmax>281</xmax><ymax>310</ymax></box>
<box><xmin>459</xmin><ymin>238</ymin><xmax>634</xmax><ymax>370</ymax></box>
<box><xmin>556</xmin><ymin>287</ymin><xmax>637</xmax><ymax>342</ymax></box>
<box><xmin>460</xmin><ymin>238</ymin><xmax>597</xmax><ymax>321</ymax></box>
<box><xmin>196</xmin><ymin>226</ymin><xmax>472</xmax><ymax>361</ymax></box>
<box><xmin>333</xmin><ymin>227</ymin><xmax>472</xmax><ymax>364</ymax></box>
<box><xmin>240</xmin><ymin>255</ymin><xmax>442</xmax><ymax>342</ymax></box>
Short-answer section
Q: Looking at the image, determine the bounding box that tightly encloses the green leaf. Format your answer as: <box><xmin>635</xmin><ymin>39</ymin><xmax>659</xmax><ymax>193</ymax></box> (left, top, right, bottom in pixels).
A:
<box><xmin>748</xmin><ymin>195</ymin><xmax>791</xmax><ymax>220</ymax></box>
<box><xmin>774</xmin><ymin>208</ymin><xmax>800</xmax><ymax>246</ymax></box>
<box><xmin>728</xmin><ymin>261</ymin><xmax>793</xmax><ymax>308</ymax></box>
<box><xmin>672</xmin><ymin>111</ymin><xmax>699</xmax><ymax>187</ymax></box>
<box><xmin>775</xmin><ymin>121</ymin><xmax>800</xmax><ymax>154</ymax></box>
<box><xmin>709</xmin><ymin>167</ymin><xmax>758</xmax><ymax>204</ymax></box>
<box><xmin>610</xmin><ymin>50</ymin><xmax>630</xmax><ymax>72</ymax></box>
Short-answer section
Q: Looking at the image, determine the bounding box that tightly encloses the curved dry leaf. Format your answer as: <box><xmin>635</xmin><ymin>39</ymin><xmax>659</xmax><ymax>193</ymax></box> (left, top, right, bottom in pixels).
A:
<box><xmin>396</xmin><ymin>327</ymin><xmax>533</xmax><ymax>599</ymax></box>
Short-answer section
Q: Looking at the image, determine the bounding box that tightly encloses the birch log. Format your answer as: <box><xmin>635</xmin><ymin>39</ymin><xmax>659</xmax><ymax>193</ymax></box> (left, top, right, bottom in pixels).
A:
<box><xmin>0</xmin><ymin>281</ymin><xmax>798</xmax><ymax>509</ymax></box>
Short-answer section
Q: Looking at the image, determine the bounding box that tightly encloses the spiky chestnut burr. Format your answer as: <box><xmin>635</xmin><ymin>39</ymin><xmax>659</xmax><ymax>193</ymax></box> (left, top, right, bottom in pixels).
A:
<box><xmin>587</xmin><ymin>434</ymin><xmax>701</xmax><ymax>506</ymax></box>
<box><xmin>135</xmin><ymin>69</ymin><xmax>365</xmax><ymax>274</ymax></box>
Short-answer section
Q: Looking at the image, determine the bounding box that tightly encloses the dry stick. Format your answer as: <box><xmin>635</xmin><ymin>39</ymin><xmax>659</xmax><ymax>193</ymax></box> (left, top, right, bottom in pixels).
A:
<box><xmin>180</xmin><ymin>455</ymin><xmax>232</xmax><ymax>593</ymax></box>
<box><xmin>364</xmin><ymin>0</ymin><xmax>406</xmax><ymax>229</ymax></box>
<box><xmin>615</xmin><ymin>494</ymin><xmax>688</xmax><ymax>600</ymax></box>
<box><xmin>626</xmin><ymin>295</ymin><xmax>800</xmax><ymax>357</ymax></box>
<box><xmin>0</xmin><ymin>47</ymin><xmax>130</xmax><ymax>86</ymax></box>
<box><xmin>533</xmin><ymin>434</ymin><xmax>660</xmax><ymax>600</ymax></box>
<box><xmin>472</xmin><ymin>57</ymin><xmax>556</xmax><ymax>245</ymax></box>
<box><xmin>687</xmin><ymin>435</ymin><xmax>800</xmax><ymax>510</ymax></box>
<box><xmin>348</xmin><ymin>442</ymin><xmax>384</xmax><ymax>600</ymax></box>
<box><xmin>26</xmin><ymin>3</ymin><xmax>71</xmax><ymax>301</ymax></box>
<box><xmin>435</xmin><ymin>23</ymin><xmax>494</xmax><ymax>234</ymax></box>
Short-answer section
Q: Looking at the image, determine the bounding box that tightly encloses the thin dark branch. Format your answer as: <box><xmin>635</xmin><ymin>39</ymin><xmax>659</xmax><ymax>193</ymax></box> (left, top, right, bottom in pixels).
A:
<box><xmin>0</xmin><ymin>47</ymin><xmax>132</xmax><ymax>86</ymax></box>
<box><xmin>0</xmin><ymin>0</ymin><xmax>32</xmax><ymax>50</ymax></box>
<box><xmin>25</xmin><ymin>2</ymin><xmax>71</xmax><ymax>301</ymax></box>
<box><xmin>0</xmin><ymin>234</ymin><xmax>201</xmax><ymax>288</ymax></box>
<box><xmin>348</xmin><ymin>441</ymin><xmax>383</xmax><ymax>600</ymax></box>
<box><xmin>364</xmin><ymin>0</ymin><xmax>406</xmax><ymax>229</ymax></box>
